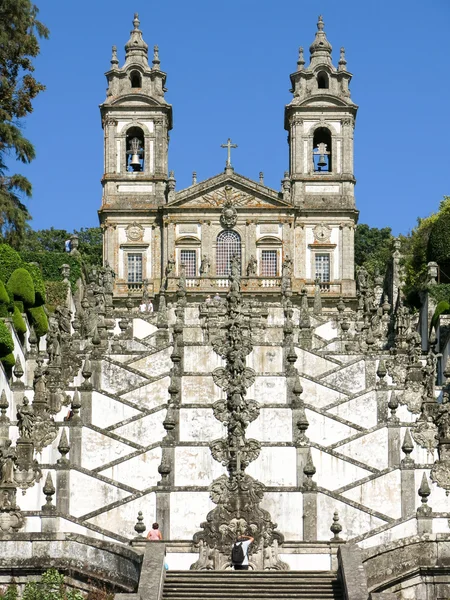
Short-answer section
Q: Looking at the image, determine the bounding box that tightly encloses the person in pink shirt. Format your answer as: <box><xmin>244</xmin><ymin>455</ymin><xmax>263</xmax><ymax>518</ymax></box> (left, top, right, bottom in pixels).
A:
<box><xmin>147</xmin><ymin>522</ymin><xmax>163</xmax><ymax>540</ymax></box>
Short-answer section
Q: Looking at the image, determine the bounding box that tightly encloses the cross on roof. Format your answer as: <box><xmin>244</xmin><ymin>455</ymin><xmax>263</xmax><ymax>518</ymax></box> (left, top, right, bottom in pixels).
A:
<box><xmin>221</xmin><ymin>138</ymin><xmax>238</xmax><ymax>168</ymax></box>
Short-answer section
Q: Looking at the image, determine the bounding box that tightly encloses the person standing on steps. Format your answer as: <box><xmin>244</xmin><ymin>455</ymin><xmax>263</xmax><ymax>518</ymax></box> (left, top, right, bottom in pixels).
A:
<box><xmin>231</xmin><ymin>534</ymin><xmax>254</xmax><ymax>570</ymax></box>
<box><xmin>147</xmin><ymin>522</ymin><xmax>163</xmax><ymax>541</ymax></box>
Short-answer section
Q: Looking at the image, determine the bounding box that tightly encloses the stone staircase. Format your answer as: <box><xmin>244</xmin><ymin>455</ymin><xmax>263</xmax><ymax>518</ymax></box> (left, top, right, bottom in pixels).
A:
<box><xmin>163</xmin><ymin>571</ymin><xmax>344</xmax><ymax>600</ymax></box>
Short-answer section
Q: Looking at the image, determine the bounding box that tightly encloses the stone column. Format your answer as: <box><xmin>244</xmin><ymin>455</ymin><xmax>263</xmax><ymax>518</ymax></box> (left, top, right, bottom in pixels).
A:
<box><xmin>155</xmin><ymin>490</ymin><xmax>171</xmax><ymax>540</ymax></box>
<box><xmin>400</xmin><ymin>429</ymin><xmax>415</xmax><ymax>519</ymax></box>
<box><xmin>302</xmin><ymin>449</ymin><xmax>317</xmax><ymax>541</ymax></box>
<box><xmin>416</xmin><ymin>472</ymin><xmax>432</xmax><ymax>535</ymax></box>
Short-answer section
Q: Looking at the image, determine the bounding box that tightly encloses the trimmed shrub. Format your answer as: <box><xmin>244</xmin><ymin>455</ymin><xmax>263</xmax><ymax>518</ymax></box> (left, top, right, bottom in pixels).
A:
<box><xmin>19</xmin><ymin>251</ymin><xmax>82</xmax><ymax>290</ymax></box>
<box><xmin>0</xmin><ymin>321</ymin><xmax>14</xmax><ymax>356</ymax></box>
<box><xmin>27</xmin><ymin>305</ymin><xmax>49</xmax><ymax>337</ymax></box>
<box><xmin>0</xmin><ymin>245</ymin><xmax>23</xmax><ymax>283</ymax></box>
<box><xmin>45</xmin><ymin>280</ymin><xmax>69</xmax><ymax>309</ymax></box>
<box><xmin>25</xmin><ymin>263</ymin><xmax>46</xmax><ymax>306</ymax></box>
<box><xmin>0</xmin><ymin>281</ymin><xmax>9</xmax><ymax>318</ymax></box>
<box><xmin>1</xmin><ymin>353</ymin><xmax>15</xmax><ymax>369</ymax></box>
<box><xmin>7</xmin><ymin>268</ymin><xmax>35</xmax><ymax>308</ymax></box>
<box><xmin>12</xmin><ymin>305</ymin><xmax>27</xmax><ymax>335</ymax></box>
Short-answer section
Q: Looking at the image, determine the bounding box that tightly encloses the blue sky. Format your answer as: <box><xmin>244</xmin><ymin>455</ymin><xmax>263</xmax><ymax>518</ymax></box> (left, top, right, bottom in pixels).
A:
<box><xmin>14</xmin><ymin>0</ymin><xmax>450</xmax><ymax>234</ymax></box>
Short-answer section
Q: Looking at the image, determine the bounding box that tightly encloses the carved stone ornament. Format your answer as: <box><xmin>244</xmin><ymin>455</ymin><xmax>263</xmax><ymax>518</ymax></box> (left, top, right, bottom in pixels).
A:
<box><xmin>126</xmin><ymin>222</ymin><xmax>144</xmax><ymax>242</ymax></box>
<box><xmin>220</xmin><ymin>198</ymin><xmax>237</xmax><ymax>229</ymax></box>
<box><xmin>430</xmin><ymin>460</ymin><xmax>450</xmax><ymax>492</ymax></box>
<box><xmin>313</xmin><ymin>223</ymin><xmax>332</xmax><ymax>243</ymax></box>
<box><xmin>412</xmin><ymin>417</ymin><xmax>438</xmax><ymax>453</ymax></box>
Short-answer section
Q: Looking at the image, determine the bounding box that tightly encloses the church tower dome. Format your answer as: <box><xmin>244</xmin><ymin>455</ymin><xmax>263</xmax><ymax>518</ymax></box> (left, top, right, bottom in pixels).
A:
<box><xmin>284</xmin><ymin>16</ymin><xmax>358</xmax><ymax>296</ymax></box>
<box><xmin>99</xmin><ymin>14</ymin><xmax>172</xmax><ymax>298</ymax></box>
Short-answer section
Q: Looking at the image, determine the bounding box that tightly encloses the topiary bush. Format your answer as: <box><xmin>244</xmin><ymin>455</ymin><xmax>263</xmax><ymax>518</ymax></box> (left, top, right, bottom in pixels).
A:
<box><xmin>0</xmin><ymin>245</ymin><xmax>23</xmax><ymax>283</ymax></box>
<box><xmin>0</xmin><ymin>280</ymin><xmax>10</xmax><ymax>318</ymax></box>
<box><xmin>1</xmin><ymin>353</ymin><xmax>15</xmax><ymax>369</ymax></box>
<box><xmin>25</xmin><ymin>263</ymin><xmax>46</xmax><ymax>306</ymax></box>
<box><xmin>27</xmin><ymin>305</ymin><xmax>48</xmax><ymax>337</ymax></box>
<box><xmin>12</xmin><ymin>305</ymin><xmax>26</xmax><ymax>335</ymax></box>
<box><xmin>0</xmin><ymin>321</ymin><xmax>14</xmax><ymax>356</ymax></box>
<box><xmin>7</xmin><ymin>268</ymin><xmax>35</xmax><ymax>308</ymax></box>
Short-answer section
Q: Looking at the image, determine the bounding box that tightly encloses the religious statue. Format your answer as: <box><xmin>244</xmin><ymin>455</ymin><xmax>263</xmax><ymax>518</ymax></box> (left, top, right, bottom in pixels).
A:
<box><xmin>0</xmin><ymin>442</ymin><xmax>16</xmax><ymax>485</ymax></box>
<box><xmin>246</xmin><ymin>255</ymin><xmax>257</xmax><ymax>276</ymax></box>
<box><xmin>55</xmin><ymin>305</ymin><xmax>72</xmax><ymax>336</ymax></box>
<box><xmin>166</xmin><ymin>255</ymin><xmax>176</xmax><ymax>276</ymax></box>
<box><xmin>357</xmin><ymin>266</ymin><xmax>369</xmax><ymax>292</ymax></box>
<box><xmin>199</xmin><ymin>255</ymin><xmax>210</xmax><ymax>276</ymax></box>
<box><xmin>17</xmin><ymin>398</ymin><xmax>35</xmax><ymax>439</ymax></box>
<box><xmin>436</xmin><ymin>394</ymin><xmax>450</xmax><ymax>441</ymax></box>
<box><xmin>424</xmin><ymin>353</ymin><xmax>437</xmax><ymax>399</ymax></box>
<box><xmin>282</xmin><ymin>254</ymin><xmax>293</xmax><ymax>278</ymax></box>
<box><xmin>178</xmin><ymin>263</ymin><xmax>186</xmax><ymax>291</ymax></box>
<box><xmin>103</xmin><ymin>261</ymin><xmax>115</xmax><ymax>294</ymax></box>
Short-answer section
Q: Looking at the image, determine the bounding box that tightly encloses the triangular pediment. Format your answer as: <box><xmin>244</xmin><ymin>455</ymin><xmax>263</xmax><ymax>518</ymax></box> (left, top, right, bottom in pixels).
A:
<box><xmin>167</xmin><ymin>171</ymin><xmax>291</xmax><ymax>210</ymax></box>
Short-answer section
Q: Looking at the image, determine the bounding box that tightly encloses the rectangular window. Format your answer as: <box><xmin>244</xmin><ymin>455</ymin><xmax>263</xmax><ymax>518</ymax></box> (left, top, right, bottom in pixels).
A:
<box><xmin>127</xmin><ymin>253</ymin><xmax>143</xmax><ymax>283</ymax></box>
<box><xmin>261</xmin><ymin>250</ymin><xmax>278</xmax><ymax>277</ymax></box>
<box><xmin>180</xmin><ymin>250</ymin><xmax>197</xmax><ymax>278</ymax></box>
<box><xmin>315</xmin><ymin>254</ymin><xmax>330</xmax><ymax>282</ymax></box>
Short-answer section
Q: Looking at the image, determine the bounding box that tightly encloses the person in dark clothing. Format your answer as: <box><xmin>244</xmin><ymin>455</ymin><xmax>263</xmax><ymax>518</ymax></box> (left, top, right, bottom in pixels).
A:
<box><xmin>231</xmin><ymin>534</ymin><xmax>254</xmax><ymax>570</ymax></box>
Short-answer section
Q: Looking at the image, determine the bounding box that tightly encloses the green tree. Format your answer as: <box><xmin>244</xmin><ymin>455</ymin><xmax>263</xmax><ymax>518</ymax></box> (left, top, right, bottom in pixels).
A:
<box><xmin>0</xmin><ymin>1</ymin><xmax>48</xmax><ymax>247</ymax></box>
<box><xmin>21</xmin><ymin>568</ymin><xmax>84</xmax><ymax>600</ymax></box>
<box><xmin>75</xmin><ymin>227</ymin><xmax>103</xmax><ymax>266</ymax></box>
<box><xmin>402</xmin><ymin>196</ymin><xmax>450</xmax><ymax>301</ymax></box>
<box><xmin>20</xmin><ymin>227</ymin><xmax>70</xmax><ymax>253</ymax></box>
<box><xmin>354</xmin><ymin>223</ymin><xmax>393</xmax><ymax>276</ymax></box>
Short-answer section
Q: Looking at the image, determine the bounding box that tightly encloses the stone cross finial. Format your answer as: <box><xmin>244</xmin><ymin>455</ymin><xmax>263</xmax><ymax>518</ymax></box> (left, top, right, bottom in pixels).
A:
<box><xmin>338</xmin><ymin>47</ymin><xmax>347</xmax><ymax>71</ymax></box>
<box><xmin>259</xmin><ymin>171</ymin><xmax>264</xmax><ymax>184</ymax></box>
<box><xmin>221</xmin><ymin>138</ymin><xmax>238</xmax><ymax>168</ymax></box>
<box><xmin>192</xmin><ymin>171</ymin><xmax>197</xmax><ymax>185</ymax></box>
<box><xmin>152</xmin><ymin>45</ymin><xmax>160</xmax><ymax>69</ymax></box>
<box><xmin>317</xmin><ymin>15</ymin><xmax>324</xmax><ymax>31</ymax></box>
<box><xmin>133</xmin><ymin>13</ymin><xmax>140</xmax><ymax>30</ymax></box>
<box><xmin>297</xmin><ymin>47</ymin><xmax>305</xmax><ymax>71</ymax></box>
<box><xmin>111</xmin><ymin>45</ymin><xmax>119</xmax><ymax>68</ymax></box>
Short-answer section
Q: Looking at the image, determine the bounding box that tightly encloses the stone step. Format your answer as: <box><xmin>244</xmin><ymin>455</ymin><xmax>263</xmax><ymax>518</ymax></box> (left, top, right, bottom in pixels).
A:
<box><xmin>163</xmin><ymin>571</ymin><xmax>343</xmax><ymax>600</ymax></box>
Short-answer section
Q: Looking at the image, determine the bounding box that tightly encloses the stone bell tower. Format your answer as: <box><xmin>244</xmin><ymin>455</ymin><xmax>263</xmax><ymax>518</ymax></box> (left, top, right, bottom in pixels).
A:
<box><xmin>285</xmin><ymin>16</ymin><xmax>358</xmax><ymax>296</ymax></box>
<box><xmin>99</xmin><ymin>14</ymin><xmax>172</xmax><ymax>297</ymax></box>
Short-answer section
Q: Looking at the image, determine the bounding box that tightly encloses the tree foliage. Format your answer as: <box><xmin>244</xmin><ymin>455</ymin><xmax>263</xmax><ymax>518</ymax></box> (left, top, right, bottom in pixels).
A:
<box><xmin>21</xmin><ymin>568</ymin><xmax>84</xmax><ymax>600</ymax></box>
<box><xmin>354</xmin><ymin>224</ymin><xmax>393</xmax><ymax>276</ymax></box>
<box><xmin>0</xmin><ymin>1</ymin><xmax>49</xmax><ymax>247</ymax></box>
<box><xmin>20</xmin><ymin>227</ymin><xmax>103</xmax><ymax>266</ymax></box>
<box><xmin>401</xmin><ymin>196</ymin><xmax>450</xmax><ymax>300</ymax></box>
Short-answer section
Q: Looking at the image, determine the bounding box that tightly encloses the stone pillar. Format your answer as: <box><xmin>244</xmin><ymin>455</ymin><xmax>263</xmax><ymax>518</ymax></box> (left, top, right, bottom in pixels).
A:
<box><xmin>155</xmin><ymin>490</ymin><xmax>171</xmax><ymax>540</ymax></box>
<box><xmin>400</xmin><ymin>429</ymin><xmax>415</xmax><ymax>518</ymax></box>
<box><xmin>302</xmin><ymin>449</ymin><xmax>317</xmax><ymax>541</ymax></box>
<box><xmin>416</xmin><ymin>472</ymin><xmax>432</xmax><ymax>535</ymax></box>
<box><xmin>387</xmin><ymin>422</ymin><xmax>401</xmax><ymax>468</ymax></box>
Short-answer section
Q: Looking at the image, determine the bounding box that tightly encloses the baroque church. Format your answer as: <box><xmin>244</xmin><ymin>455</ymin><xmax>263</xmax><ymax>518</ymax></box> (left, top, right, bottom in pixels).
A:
<box><xmin>0</xmin><ymin>14</ymin><xmax>449</xmax><ymax>600</ymax></box>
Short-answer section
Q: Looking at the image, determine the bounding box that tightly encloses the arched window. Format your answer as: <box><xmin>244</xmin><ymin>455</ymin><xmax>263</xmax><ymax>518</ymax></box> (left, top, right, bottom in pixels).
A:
<box><xmin>313</xmin><ymin>127</ymin><xmax>332</xmax><ymax>172</ymax></box>
<box><xmin>130</xmin><ymin>70</ymin><xmax>142</xmax><ymax>88</ymax></box>
<box><xmin>126</xmin><ymin>126</ymin><xmax>145</xmax><ymax>172</ymax></box>
<box><xmin>216</xmin><ymin>230</ymin><xmax>241</xmax><ymax>276</ymax></box>
<box><xmin>317</xmin><ymin>71</ymin><xmax>329</xmax><ymax>89</ymax></box>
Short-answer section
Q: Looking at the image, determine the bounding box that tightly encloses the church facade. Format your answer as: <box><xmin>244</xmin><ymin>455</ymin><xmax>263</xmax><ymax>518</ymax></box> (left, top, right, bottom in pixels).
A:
<box><xmin>99</xmin><ymin>15</ymin><xmax>357</xmax><ymax>300</ymax></box>
<box><xmin>0</xmin><ymin>14</ymin><xmax>449</xmax><ymax>600</ymax></box>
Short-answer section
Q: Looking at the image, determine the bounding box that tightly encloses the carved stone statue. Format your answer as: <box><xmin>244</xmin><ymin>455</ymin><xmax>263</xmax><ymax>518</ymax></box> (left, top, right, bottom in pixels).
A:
<box><xmin>357</xmin><ymin>266</ymin><xmax>369</xmax><ymax>292</ymax></box>
<box><xmin>1</xmin><ymin>442</ymin><xmax>16</xmax><ymax>484</ymax></box>
<box><xmin>246</xmin><ymin>255</ymin><xmax>257</xmax><ymax>276</ymax></box>
<box><xmin>199</xmin><ymin>255</ymin><xmax>210</xmax><ymax>276</ymax></box>
<box><xmin>17</xmin><ymin>398</ymin><xmax>35</xmax><ymax>439</ymax></box>
<box><xmin>55</xmin><ymin>306</ymin><xmax>72</xmax><ymax>336</ymax></box>
<box><xmin>166</xmin><ymin>255</ymin><xmax>175</xmax><ymax>276</ymax></box>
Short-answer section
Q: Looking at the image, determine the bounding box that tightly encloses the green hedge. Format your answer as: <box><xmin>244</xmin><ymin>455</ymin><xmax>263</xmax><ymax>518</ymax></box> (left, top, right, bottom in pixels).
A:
<box><xmin>24</xmin><ymin>263</ymin><xmax>46</xmax><ymax>306</ymax></box>
<box><xmin>0</xmin><ymin>245</ymin><xmax>23</xmax><ymax>283</ymax></box>
<box><xmin>19</xmin><ymin>251</ymin><xmax>82</xmax><ymax>290</ymax></box>
<box><xmin>1</xmin><ymin>353</ymin><xmax>15</xmax><ymax>369</ymax></box>
<box><xmin>7</xmin><ymin>268</ymin><xmax>35</xmax><ymax>308</ymax></box>
<box><xmin>0</xmin><ymin>321</ymin><xmax>14</xmax><ymax>356</ymax></box>
<box><xmin>12</xmin><ymin>305</ymin><xmax>26</xmax><ymax>335</ymax></box>
<box><xmin>45</xmin><ymin>280</ymin><xmax>69</xmax><ymax>309</ymax></box>
<box><xmin>0</xmin><ymin>281</ymin><xmax>9</xmax><ymax>318</ymax></box>
<box><xmin>27</xmin><ymin>305</ymin><xmax>49</xmax><ymax>337</ymax></box>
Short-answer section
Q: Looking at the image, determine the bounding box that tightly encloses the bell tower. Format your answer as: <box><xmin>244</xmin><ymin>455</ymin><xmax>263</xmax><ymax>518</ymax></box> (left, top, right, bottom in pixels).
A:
<box><xmin>285</xmin><ymin>16</ymin><xmax>358</xmax><ymax>296</ymax></box>
<box><xmin>99</xmin><ymin>14</ymin><xmax>172</xmax><ymax>297</ymax></box>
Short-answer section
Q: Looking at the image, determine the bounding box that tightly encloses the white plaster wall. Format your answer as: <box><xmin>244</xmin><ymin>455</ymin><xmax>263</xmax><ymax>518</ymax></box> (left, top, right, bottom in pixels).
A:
<box><xmin>246</xmin><ymin>447</ymin><xmax>297</xmax><ymax>486</ymax></box>
<box><xmin>261</xmin><ymin>492</ymin><xmax>303</xmax><ymax>540</ymax></box>
<box><xmin>247</xmin><ymin>346</ymin><xmax>283</xmax><ymax>373</ymax></box>
<box><xmin>248</xmin><ymin>376</ymin><xmax>287</xmax><ymax>404</ymax></box>
<box><xmin>91</xmin><ymin>391</ymin><xmax>140</xmax><ymax>428</ymax></box>
<box><xmin>170</xmin><ymin>492</ymin><xmax>214</xmax><ymax>539</ymax></box>
<box><xmin>174</xmin><ymin>447</ymin><xmax>225</xmax><ymax>486</ymax></box>
<box><xmin>179</xmin><ymin>408</ymin><xmax>226</xmax><ymax>442</ymax></box>
<box><xmin>87</xmin><ymin>493</ymin><xmax>156</xmax><ymax>539</ymax></box>
<box><xmin>280</xmin><ymin>553</ymin><xmax>331</xmax><ymax>570</ymax></box>
<box><xmin>121</xmin><ymin>377</ymin><xmax>170</xmax><ymax>409</ymax></box>
<box><xmin>247</xmin><ymin>408</ymin><xmax>292</xmax><ymax>442</ymax></box>
<box><xmin>184</xmin><ymin>346</ymin><xmax>224</xmax><ymax>373</ymax></box>
<box><xmin>182</xmin><ymin>375</ymin><xmax>222</xmax><ymax>404</ymax></box>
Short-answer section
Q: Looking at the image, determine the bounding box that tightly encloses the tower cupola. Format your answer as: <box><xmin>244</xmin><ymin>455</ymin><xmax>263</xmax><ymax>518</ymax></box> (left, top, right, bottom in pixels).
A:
<box><xmin>309</xmin><ymin>16</ymin><xmax>332</xmax><ymax>67</ymax></box>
